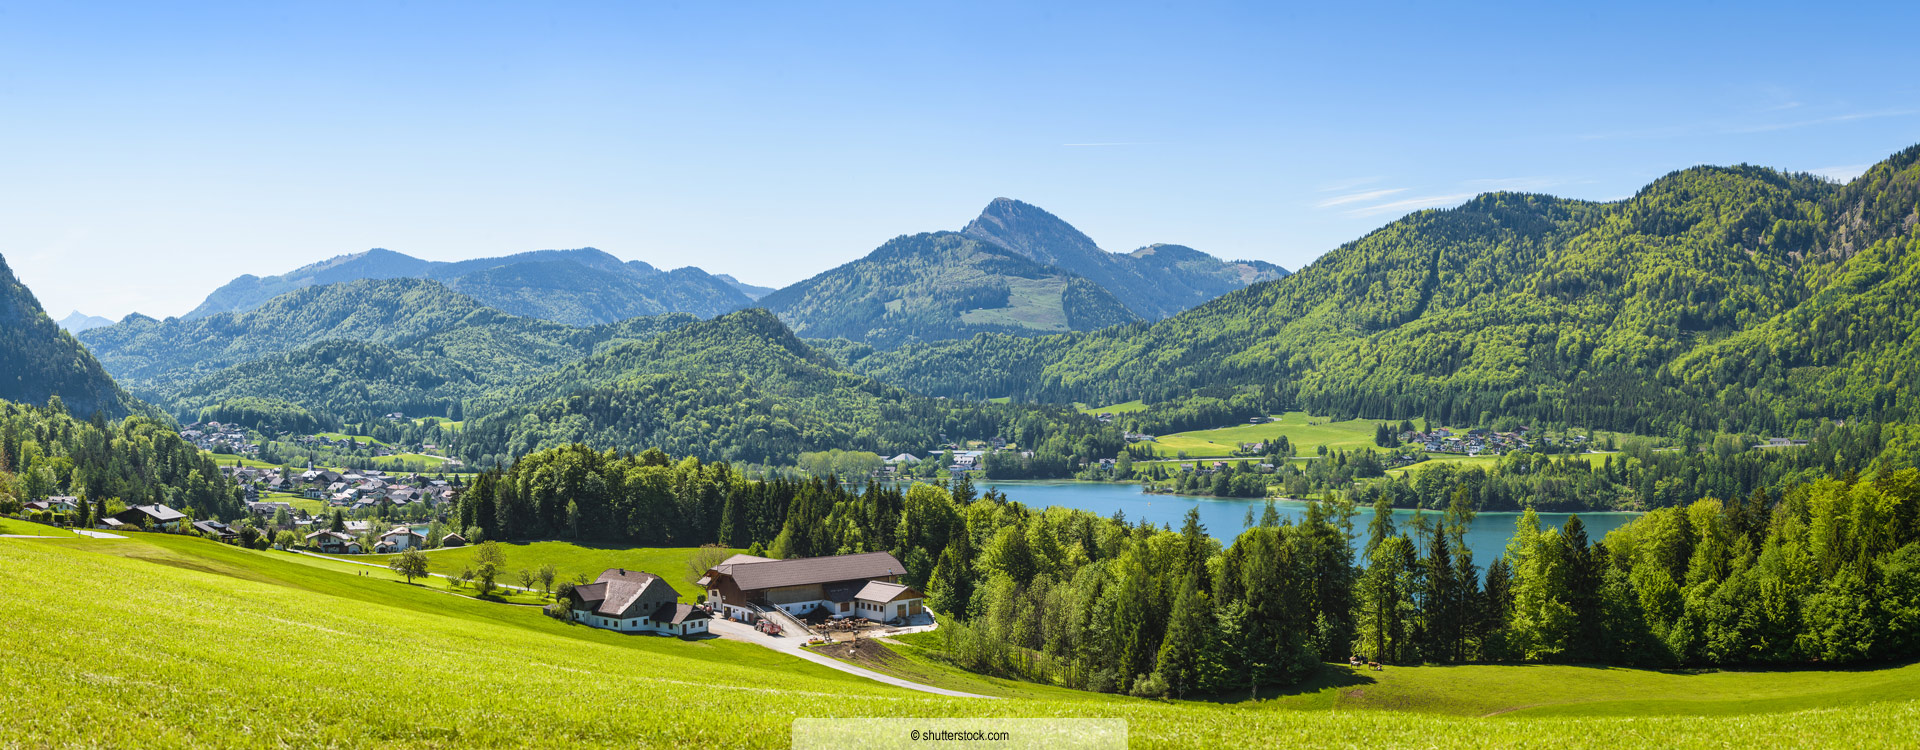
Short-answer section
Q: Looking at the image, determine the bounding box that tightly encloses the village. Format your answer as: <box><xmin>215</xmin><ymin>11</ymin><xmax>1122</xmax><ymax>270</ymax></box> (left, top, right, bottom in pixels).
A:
<box><xmin>177</xmin><ymin>418</ymin><xmax>462</xmax><ymax>469</ymax></box>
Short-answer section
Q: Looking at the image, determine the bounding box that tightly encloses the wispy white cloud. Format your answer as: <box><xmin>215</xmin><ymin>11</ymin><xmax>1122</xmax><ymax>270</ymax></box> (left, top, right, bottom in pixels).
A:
<box><xmin>1807</xmin><ymin>164</ymin><xmax>1869</xmax><ymax>182</ymax></box>
<box><xmin>1346</xmin><ymin>193</ymin><xmax>1476</xmax><ymax>218</ymax></box>
<box><xmin>1315</xmin><ymin>187</ymin><xmax>1406</xmax><ymax>208</ymax></box>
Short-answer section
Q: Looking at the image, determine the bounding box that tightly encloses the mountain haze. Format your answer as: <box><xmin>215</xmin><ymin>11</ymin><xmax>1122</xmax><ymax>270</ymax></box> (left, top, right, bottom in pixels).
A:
<box><xmin>56</xmin><ymin>311</ymin><xmax>114</xmax><ymax>333</ymax></box>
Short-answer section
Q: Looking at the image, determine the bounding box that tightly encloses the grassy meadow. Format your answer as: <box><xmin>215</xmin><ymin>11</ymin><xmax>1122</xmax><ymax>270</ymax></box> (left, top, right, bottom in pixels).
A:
<box><xmin>362</xmin><ymin>540</ymin><xmax>737</xmax><ymax>602</ymax></box>
<box><xmin>0</xmin><ymin>517</ymin><xmax>74</xmax><ymax>536</ymax></box>
<box><xmin>5</xmin><ymin>532</ymin><xmax>1920</xmax><ymax>747</ymax></box>
<box><xmin>1079</xmin><ymin>400</ymin><xmax>1150</xmax><ymax>414</ymax></box>
<box><xmin>1147</xmin><ymin>411</ymin><xmax>1385</xmax><ymax>458</ymax></box>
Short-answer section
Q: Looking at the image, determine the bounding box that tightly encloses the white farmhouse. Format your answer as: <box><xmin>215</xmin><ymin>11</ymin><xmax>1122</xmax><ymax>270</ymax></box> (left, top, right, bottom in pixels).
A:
<box><xmin>570</xmin><ymin>568</ymin><xmax>710</xmax><ymax>636</ymax></box>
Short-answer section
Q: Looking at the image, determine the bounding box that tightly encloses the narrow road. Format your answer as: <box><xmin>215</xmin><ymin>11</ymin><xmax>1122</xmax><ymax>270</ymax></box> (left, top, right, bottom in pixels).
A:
<box><xmin>707</xmin><ymin>619</ymin><xmax>992</xmax><ymax>699</ymax></box>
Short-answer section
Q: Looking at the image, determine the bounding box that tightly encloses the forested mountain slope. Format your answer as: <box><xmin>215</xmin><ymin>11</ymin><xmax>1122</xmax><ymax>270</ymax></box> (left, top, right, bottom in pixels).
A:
<box><xmin>184</xmin><ymin>247</ymin><xmax>751</xmax><ymax>325</ymax></box>
<box><xmin>961</xmin><ymin>198</ymin><xmax>1289</xmax><ymax>319</ymax></box>
<box><xmin>850</xmin><ymin>146</ymin><xmax>1920</xmax><ymax>437</ymax></box>
<box><xmin>457</xmin><ymin>308</ymin><xmax>1107</xmax><ymax>467</ymax></box>
<box><xmin>0</xmin><ymin>254</ymin><xmax>149</xmax><ymax>419</ymax></box>
<box><xmin>79</xmin><ymin>279</ymin><xmax>696</xmax><ymax>420</ymax></box>
<box><xmin>758</xmin><ymin>231</ymin><xmax>1139</xmax><ymax>347</ymax></box>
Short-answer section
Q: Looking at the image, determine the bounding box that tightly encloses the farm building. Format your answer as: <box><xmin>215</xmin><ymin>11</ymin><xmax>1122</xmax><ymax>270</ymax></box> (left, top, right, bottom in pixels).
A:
<box><xmin>375</xmin><ymin>527</ymin><xmax>426</xmax><ymax>553</ymax></box>
<box><xmin>304</xmin><ymin>530</ymin><xmax>362</xmax><ymax>554</ymax></box>
<box><xmin>110</xmin><ymin>504</ymin><xmax>186</xmax><ymax>531</ymax></box>
<box><xmin>699</xmin><ymin>551</ymin><xmax>925</xmax><ymax>624</ymax></box>
<box><xmin>569</xmin><ymin>569</ymin><xmax>709</xmax><ymax>636</ymax></box>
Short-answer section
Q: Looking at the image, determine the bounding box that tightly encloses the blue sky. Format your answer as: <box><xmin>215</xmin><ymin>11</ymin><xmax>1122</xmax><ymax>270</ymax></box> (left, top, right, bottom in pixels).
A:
<box><xmin>3</xmin><ymin>1</ymin><xmax>1917</xmax><ymax>319</ymax></box>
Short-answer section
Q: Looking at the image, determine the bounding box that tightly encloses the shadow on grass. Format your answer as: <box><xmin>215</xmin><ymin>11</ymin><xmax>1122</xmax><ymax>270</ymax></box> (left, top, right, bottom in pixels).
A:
<box><xmin>1187</xmin><ymin>663</ymin><xmax>1377</xmax><ymax>705</ymax></box>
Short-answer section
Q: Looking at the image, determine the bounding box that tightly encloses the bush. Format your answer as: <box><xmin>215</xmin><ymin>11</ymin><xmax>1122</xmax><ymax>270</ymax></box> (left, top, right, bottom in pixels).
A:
<box><xmin>1129</xmin><ymin>672</ymin><xmax>1168</xmax><ymax>699</ymax></box>
<box><xmin>543</xmin><ymin>601</ymin><xmax>573</xmax><ymax>621</ymax></box>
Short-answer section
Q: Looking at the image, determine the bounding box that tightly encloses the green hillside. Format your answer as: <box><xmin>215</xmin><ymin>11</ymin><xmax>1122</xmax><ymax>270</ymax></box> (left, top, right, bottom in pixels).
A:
<box><xmin>759</xmin><ymin>231</ymin><xmax>1140</xmax><ymax>347</ymax></box>
<box><xmin>0</xmin><ymin>253</ymin><xmax>149</xmax><ymax>419</ymax></box>
<box><xmin>5</xmin><ymin>532</ymin><xmax>1918</xmax><ymax>747</ymax></box>
<box><xmin>79</xmin><ymin>278</ymin><xmax>697</xmax><ymax>421</ymax></box>
<box><xmin>456</xmin><ymin>308</ymin><xmax>1110</xmax><ymax>466</ymax></box>
<box><xmin>851</xmin><ymin>146</ymin><xmax>1920</xmax><ymax>438</ymax></box>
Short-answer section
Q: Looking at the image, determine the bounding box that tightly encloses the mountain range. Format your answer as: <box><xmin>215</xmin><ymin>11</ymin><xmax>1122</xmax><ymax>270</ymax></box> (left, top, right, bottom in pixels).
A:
<box><xmin>848</xmin><ymin>146</ymin><xmax>1920</xmax><ymax>437</ymax></box>
<box><xmin>962</xmin><ymin>198</ymin><xmax>1289</xmax><ymax>319</ymax></box>
<box><xmin>759</xmin><ymin>199</ymin><xmax>1288</xmax><ymax>346</ymax></box>
<box><xmin>78</xmin><ymin>278</ymin><xmax>698</xmax><ymax>420</ymax></box>
<box><xmin>184</xmin><ymin>247</ymin><xmax>753</xmax><ymax>326</ymax></box>
<box><xmin>17</xmin><ymin>148</ymin><xmax>1920</xmax><ymax>465</ymax></box>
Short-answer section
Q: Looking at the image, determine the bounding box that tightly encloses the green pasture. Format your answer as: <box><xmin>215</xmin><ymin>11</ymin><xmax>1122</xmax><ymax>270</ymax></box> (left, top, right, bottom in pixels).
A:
<box><xmin>362</xmin><ymin>540</ymin><xmax>737</xmax><ymax>603</ymax></box>
<box><xmin>0</xmin><ymin>517</ymin><xmax>73</xmax><ymax>536</ymax></box>
<box><xmin>1148</xmin><ymin>412</ymin><xmax>1385</xmax><ymax>457</ymax></box>
<box><xmin>1079</xmin><ymin>400</ymin><xmax>1149</xmax><ymax>415</ymax></box>
<box><xmin>3</xmin><ymin>532</ymin><xmax>1919</xmax><ymax>747</ymax></box>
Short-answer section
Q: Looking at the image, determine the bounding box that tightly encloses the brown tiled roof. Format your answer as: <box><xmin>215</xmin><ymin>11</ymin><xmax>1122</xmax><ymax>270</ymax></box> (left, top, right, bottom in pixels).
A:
<box><xmin>715</xmin><ymin>551</ymin><xmax>905</xmax><ymax>592</ymax></box>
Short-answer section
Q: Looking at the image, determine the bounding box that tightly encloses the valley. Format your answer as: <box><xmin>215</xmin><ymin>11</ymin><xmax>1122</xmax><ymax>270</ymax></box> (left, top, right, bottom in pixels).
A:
<box><xmin>4</xmin><ymin>116</ymin><xmax>1919</xmax><ymax>748</ymax></box>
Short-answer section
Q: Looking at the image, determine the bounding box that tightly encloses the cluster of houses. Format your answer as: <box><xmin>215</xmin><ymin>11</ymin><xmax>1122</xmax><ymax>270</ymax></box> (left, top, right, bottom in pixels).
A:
<box><xmin>22</xmin><ymin>495</ymin><xmax>80</xmax><ymax>515</ymax></box>
<box><xmin>179</xmin><ymin>421</ymin><xmax>261</xmax><ymax>456</ymax></box>
<box><xmin>218</xmin><ymin>465</ymin><xmax>460</xmax><ymax>510</ymax></box>
<box><xmin>287</xmin><ymin>433</ymin><xmax>402</xmax><ymax>458</ymax></box>
<box><xmin>1401</xmin><ymin>427</ymin><xmax>1544</xmax><ymax>456</ymax></box>
<box><xmin>301</xmin><ymin>523</ymin><xmax>458</xmax><ymax>554</ymax></box>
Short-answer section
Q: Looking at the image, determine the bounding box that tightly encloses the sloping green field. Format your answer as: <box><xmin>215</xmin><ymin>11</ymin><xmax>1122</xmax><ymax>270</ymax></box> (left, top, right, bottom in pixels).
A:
<box><xmin>1148</xmin><ymin>412</ymin><xmax>1385</xmax><ymax>457</ymax></box>
<box><xmin>4</xmin><ymin>533</ymin><xmax>1919</xmax><ymax>748</ymax></box>
<box><xmin>362</xmin><ymin>540</ymin><xmax>737</xmax><ymax>602</ymax></box>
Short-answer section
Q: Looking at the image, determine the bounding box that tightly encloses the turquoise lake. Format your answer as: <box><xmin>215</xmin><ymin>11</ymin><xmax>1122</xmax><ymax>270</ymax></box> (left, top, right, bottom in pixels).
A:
<box><xmin>981</xmin><ymin>480</ymin><xmax>1637</xmax><ymax>563</ymax></box>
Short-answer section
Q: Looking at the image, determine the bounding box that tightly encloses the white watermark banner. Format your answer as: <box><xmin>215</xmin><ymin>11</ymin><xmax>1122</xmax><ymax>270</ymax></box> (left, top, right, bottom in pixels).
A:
<box><xmin>792</xmin><ymin>718</ymin><xmax>1126</xmax><ymax>749</ymax></box>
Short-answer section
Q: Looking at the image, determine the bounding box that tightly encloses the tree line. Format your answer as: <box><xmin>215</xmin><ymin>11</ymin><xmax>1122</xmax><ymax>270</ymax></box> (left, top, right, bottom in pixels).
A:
<box><xmin>449</xmin><ymin>426</ymin><xmax>1920</xmax><ymax>697</ymax></box>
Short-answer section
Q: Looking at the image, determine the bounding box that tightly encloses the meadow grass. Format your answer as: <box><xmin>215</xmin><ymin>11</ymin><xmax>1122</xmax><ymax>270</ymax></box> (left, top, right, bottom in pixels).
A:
<box><xmin>1080</xmin><ymin>400</ymin><xmax>1150</xmax><ymax>414</ymax></box>
<box><xmin>4</xmin><ymin>533</ymin><xmax>1919</xmax><ymax>747</ymax></box>
<box><xmin>272</xmin><ymin>545</ymin><xmax>552</xmax><ymax>605</ymax></box>
<box><xmin>361</xmin><ymin>540</ymin><xmax>739</xmax><ymax>602</ymax></box>
<box><xmin>1149</xmin><ymin>411</ymin><xmax>1384</xmax><ymax>457</ymax></box>
<box><xmin>204</xmin><ymin>452</ymin><xmax>288</xmax><ymax>469</ymax></box>
<box><xmin>0</xmin><ymin>517</ymin><xmax>73</xmax><ymax>536</ymax></box>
